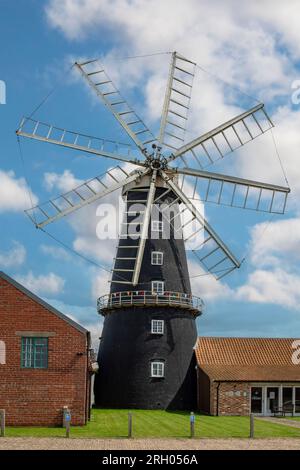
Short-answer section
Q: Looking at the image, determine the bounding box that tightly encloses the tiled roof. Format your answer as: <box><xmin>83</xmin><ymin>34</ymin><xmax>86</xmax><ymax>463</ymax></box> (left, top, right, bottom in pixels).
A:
<box><xmin>195</xmin><ymin>337</ymin><xmax>300</xmax><ymax>382</ymax></box>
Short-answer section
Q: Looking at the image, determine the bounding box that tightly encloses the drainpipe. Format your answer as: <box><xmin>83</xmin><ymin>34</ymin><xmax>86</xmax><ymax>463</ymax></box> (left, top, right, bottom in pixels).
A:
<box><xmin>216</xmin><ymin>381</ymin><xmax>221</xmax><ymax>416</ymax></box>
<box><xmin>86</xmin><ymin>333</ymin><xmax>91</xmax><ymax>423</ymax></box>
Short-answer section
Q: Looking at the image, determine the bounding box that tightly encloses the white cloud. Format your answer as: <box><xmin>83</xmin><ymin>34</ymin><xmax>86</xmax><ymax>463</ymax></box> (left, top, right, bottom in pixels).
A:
<box><xmin>16</xmin><ymin>271</ymin><xmax>65</xmax><ymax>296</ymax></box>
<box><xmin>91</xmin><ymin>269</ymin><xmax>111</xmax><ymax>301</ymax></box>
<box><xmin>227</xmin><ymin>213</ymin><xmax>300</xmax><ymax>310</ymax></box>
<box><xmin>45</xmin><ymin>0</ymin><xmax>295</xmax><ymax>97</ymax></box>
<box><xmin>248</xmin><ymin>216</ymin><xmax>300</xmax><ymax>268</ymax></box>
<box><xmin>0</xmin><ymin>242</ymin><xmax>26</xmax><ymax>268</ymax></box>
<box><xmin>188</xmin><ymin>259</ymin><xmax>233</xmax><ymax>301</ymax></box>
<box><xmin>40</xmin><ymin>244</ymin><xmax>71</xmax><ymax>261</ymax></box>
<box><xmin>0</xmin><ymin>170</ymin><xmax>38</xmax><ymax>213</ymax></box>
<box><xmin>44</xmin><ymin>297</ymin><xmax>102</xmax><ymax>351</ymax></box>
<box><xmin>44</xmin><ymin>1</ymin><xmax>298</xmax><ymax>196</ymax></box>
<box><xmin>44</xmin><ymin>169</ymin><xmax>82</xmax><ymax>192</ymax></box>
<box><xmin>236</xmin><ymin>268</ymin><xmax>300</xmax><ymax>310</ymax></box>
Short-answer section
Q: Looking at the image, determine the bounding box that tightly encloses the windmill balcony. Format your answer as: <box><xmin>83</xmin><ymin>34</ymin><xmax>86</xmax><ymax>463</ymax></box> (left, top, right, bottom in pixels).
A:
<box><xmin>97</xmin><ymin>291</ymin><xmax>204</xmax><ymax>316</ymax></box>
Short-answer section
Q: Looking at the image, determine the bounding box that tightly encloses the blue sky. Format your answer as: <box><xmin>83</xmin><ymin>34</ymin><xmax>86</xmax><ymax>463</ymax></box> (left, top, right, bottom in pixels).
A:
<box><xmin>1</xmin><ymin>0</ymin><xmax>300</xmax><ymax>347</ymax></box>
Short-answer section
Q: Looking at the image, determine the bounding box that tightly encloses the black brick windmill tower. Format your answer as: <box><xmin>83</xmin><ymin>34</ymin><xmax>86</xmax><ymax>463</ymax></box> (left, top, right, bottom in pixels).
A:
<box><xmin>17</xmin><ymin>52</ymin><xmax>290</xmax><ymax>409</ymax></box>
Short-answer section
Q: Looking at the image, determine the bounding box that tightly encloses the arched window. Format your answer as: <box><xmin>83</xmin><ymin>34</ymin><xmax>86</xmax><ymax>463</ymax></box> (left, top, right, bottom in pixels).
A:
<box><xmin>0</xmin><ymin>340</ymin><xmax>6</xmax><ymax>365</ymax></box>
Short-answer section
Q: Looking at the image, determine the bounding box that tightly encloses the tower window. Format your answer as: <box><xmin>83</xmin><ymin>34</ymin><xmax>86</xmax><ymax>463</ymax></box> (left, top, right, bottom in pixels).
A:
<box><xmin>21</xmin><ymin>337</ymin><xmax>48</xmax><ymax>369</ymax></box>
<box><xmin>151</xmin><ymin>361</ymin><xmax>165</xmax><ymax>378</ymax></box>
<box><xmin>151</xmin><ymin>251</ymin><xmax>163</xmax><ymax>265</ymax></box>
<box><xmin>152</xmin><ymin>280</ymin><xmax>164</xmax><ymax>294</ymax></box>
<box><xmin>152</xmin><ymin>220</ymin><xmax>163</xmax><ymax>232</ymax></box>
<box><xmin>151</xmin><ymin>319</ymin><xmax>164</xmax><ymax>335</ymax></box>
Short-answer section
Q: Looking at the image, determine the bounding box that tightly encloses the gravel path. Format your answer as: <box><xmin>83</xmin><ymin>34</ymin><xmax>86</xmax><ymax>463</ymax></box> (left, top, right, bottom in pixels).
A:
<box><xmin>1</xmin><ymin>437</ymin><xmax>300</xmax><ymax>450</ymax></box>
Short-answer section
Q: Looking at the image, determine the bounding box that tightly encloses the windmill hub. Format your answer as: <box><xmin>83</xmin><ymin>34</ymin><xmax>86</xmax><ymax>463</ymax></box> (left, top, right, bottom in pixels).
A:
<box><xmin>150</xmin><ymin>158</ymin><xmax>163</xmax><ymax>170</ymax></box>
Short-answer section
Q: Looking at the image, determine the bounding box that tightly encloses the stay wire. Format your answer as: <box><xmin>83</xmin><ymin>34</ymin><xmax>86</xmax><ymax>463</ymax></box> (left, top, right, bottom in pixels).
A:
<box><xmin>39</xmin><ymin>227</ymin><xmax>113</xmax><ymax>275</ymax></box>
<box><xmin>270</xmin><ymin>128</ymin><xmax>290</xmax><ymax>187</ymax></box>
<box><xmin>195</xmin><ymin>63</ymin><xmax>262</xmax><ymax>105</ymax></box>
<box><xmin>26</xmin><ymin>63</ymin><xmax>75</xmax><ymax>121</ymax></box>
<box><xmin>106</xmin><ymin>51</ymin><xmax>172</xmax><ymax>61</ymax></box>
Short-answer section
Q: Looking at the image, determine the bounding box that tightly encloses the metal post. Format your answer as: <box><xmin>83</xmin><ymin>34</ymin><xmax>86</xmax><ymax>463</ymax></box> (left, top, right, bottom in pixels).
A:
<box><xmin>250</xmin><ymin>413</ymin><xmax>255</xmax><ymax>438</ymax></box>
<box><xmin>65</xmin><ymin>419</ymin><xmax>70</xmax><ymax>438</ymax></box>
<box><xmin>0</xmin><ymin>410</ymin><xmax>5</xmax><ymax>437</ymax></box>
<box><xmin>190</xmin><ymin>412</ymin><xmax>195</xmax><ymax>438</ymax></box>
<box><xmin>63</xmin><ymin>407</ymin><xmax>71</xmax><ymax>438</ymax></box>
<box><xmin>128</xmin><ymin>412</ymin><xmax>132</xmax><ymax>438</ymax></box>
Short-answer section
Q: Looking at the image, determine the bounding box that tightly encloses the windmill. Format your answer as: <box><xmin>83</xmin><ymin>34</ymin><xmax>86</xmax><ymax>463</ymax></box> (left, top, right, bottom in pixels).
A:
<box><xmin>17</xmin><ymin>52</ymin><xmax>290</xmax><ymax>409</ymax></box>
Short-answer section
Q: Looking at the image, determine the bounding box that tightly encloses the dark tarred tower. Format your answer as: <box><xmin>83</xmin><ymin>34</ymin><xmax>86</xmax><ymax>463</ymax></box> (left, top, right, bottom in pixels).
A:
<box><xmin>94</xmin><ymin>173</ymin><xmax>202</xmax><ymax>409</ymax></box>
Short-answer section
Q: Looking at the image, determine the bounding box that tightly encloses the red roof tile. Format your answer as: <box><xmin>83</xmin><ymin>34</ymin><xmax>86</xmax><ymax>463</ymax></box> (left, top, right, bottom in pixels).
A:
<box><xmin>195</xmin><ymin>337</ymin><xmax>300</xmax><ymax>382</ymax></box>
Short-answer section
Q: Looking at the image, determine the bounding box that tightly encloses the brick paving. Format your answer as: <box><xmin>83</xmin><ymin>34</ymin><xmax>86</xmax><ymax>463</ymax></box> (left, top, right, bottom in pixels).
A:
<box><xmin>1</xmin><ymin>437</ymin><xmax>300</xmax><ymax>450</ymax></box>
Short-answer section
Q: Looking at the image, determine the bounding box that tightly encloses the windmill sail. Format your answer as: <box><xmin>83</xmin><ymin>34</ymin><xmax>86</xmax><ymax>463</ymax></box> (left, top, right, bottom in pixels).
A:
<box><xmin>168</xmin><ymin>104</ymin><xmax>274</xmax><ymax>168</ymax></box>
<box><xmin>160</xmin><ymin>170</ymin><xmax>240</xmax><ymax>279</ymax></box>
<box><xmin>158</xmin><ymin>52</ymin><xmax>196</xmax><ymax>150</ymax></box>
<box><xmin>17</xmin><ymin>117</ymin><xmax>144</xmax><ymax>166</ymax></box>
<box><xmin>131</xmin><ymin>170</ymin><xmax>158</xmax><ymax>285</ymax></box>
<box><xmin>26</xmin><ymin>167</ymin><xmax>148</xmax><ymax>228</ymax></box>
<box><xmin>75</xmin><ymin>59</ymin><xmax>156</xmax><ymax>152</ymax></box>
<box><xmin>177</xmin><ymin>167</ymin><xmax>290</xmax><ymax>214</ymax></box>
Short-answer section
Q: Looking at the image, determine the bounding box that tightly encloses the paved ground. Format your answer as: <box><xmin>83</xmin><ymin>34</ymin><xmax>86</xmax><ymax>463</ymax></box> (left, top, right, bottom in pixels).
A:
<box><xmin>258</xmin><ymin>417</ymin><xmax>300</xmax><ymax>428</ymax></box>
<box><xmin>1</xmin><ymin>437</ymin><xmax>300</xmax><ymax>450</ymax></box>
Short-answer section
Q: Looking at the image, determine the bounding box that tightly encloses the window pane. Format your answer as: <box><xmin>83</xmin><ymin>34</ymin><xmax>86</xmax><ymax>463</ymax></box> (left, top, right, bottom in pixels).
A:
<box><xmin>282</xmin><ymin>387</ymin><xmax>293</xmax><ymax>411</ymax></box>
<box><xmin>152</xmin><ymin>281</ymin><xmax>164</xmax><ymax>294</ymax></box>
<box><xmin>296</xmin><ymin>388</ymin><xmax>300</xmax><ymax>413</ymax></box>
<box><xmin>251</xmin><ymin>387</ymin><xmax>262</xmax><ymax>414</ymax></box>
<box><xmin>151</xmin><ymin>361</ymin><xmax>164</xmax><ymax>377</ymax></box>
<box><xmin>21</xmin><ymin>337</ymin><xmax>48</xmax><ymax>369</ymax></box>
<box><xmin>152</xmin><ymin>252</ymin><xmax>163</xmax><ymax>265</ymax></box>
<box><xmin>152</xmin><ymin>320</ymin><xmax>164</xmax><ymax>334</ymax></box>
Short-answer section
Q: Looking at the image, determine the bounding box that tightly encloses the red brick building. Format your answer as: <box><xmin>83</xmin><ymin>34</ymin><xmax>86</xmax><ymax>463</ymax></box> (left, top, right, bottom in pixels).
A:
<box><xmin>0</xmin><ymin>271</ymin><xmax>92</xmax><ymax>426</ymax></box>
<box><xmin>195</xmin><ymin>337</ymin><xmax>300</xmax><ymax>416</ymax></box>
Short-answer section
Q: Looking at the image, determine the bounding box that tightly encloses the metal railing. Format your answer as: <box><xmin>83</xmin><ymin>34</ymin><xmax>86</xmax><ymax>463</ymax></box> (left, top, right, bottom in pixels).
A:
<box><xmin>97</xmin><ymin>290</ymin><xmax>204</xmax><ymax>315</ymax></box>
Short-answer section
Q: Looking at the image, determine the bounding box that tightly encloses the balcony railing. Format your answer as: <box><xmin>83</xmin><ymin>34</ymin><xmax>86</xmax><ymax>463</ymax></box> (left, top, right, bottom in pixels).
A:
<box><xmin>97</xmin><ymin>290</ymin><xmax>204</xmax><ymax>316</ymax></box>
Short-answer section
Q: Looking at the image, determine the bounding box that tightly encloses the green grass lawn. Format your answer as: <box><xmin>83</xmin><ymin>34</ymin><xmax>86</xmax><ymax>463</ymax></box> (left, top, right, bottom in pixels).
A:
<box><xmin>5</xmin><ymin>409</ymin><xmax>300</xmax><ymax>439</ymax></box>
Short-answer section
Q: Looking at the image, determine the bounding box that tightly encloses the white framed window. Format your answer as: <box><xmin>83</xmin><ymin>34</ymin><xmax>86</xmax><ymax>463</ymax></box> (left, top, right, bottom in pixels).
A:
<box><xmin>152</xmin><ymin>220</ymin><xmax>164</xmax><ymax>232</ymax></box>
<box><xmin>152</xmin><ymin>280</ymin><xmax>164</xmax><ymax>294</ymax></box>
<box><xmin>151</xmin><ymin>319</ymin><xmax>164</xmax><ymax>335</ymax></box>
<box><xmin>151</xmin><ymin>251</ymin><xmax>163</xmax><ymax>265</ymax></box>
<box><xmin>151</xmin><ymin>361</ymin><xmax>165</xmax><ymax>378</ymax></box>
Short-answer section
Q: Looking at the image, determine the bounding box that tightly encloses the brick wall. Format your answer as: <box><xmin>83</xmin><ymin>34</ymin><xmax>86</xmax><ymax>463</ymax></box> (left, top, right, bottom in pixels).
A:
<box><xmin>0</xmin><ymin>276</ymin><xmax>90</xmax><ymax>426</ymax></box>
<box><xmin>210</xmin><ymin>381</ymin><xmax>250</xmax><ymax>416</ymax></box>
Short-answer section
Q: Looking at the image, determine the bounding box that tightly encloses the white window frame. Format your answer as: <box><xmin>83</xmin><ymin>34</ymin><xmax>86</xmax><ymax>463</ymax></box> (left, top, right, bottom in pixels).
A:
<box><xmin>151</xmin><ymin>220</ymin><xmax>164</xmax><ymax>232</ymax></box>
<box><xmin>151</xmin><ymin>319</ymin><xmax>164</xmax><ymax>335</ymax></box>
<box><xmin>151</xmin><ymin>361</ymin><xmax>165</xmax><ymax>378</ymax></box>
<box><xmin>0</xmin><ymin>340</ymin><xmax>5</xmax><ymax>365</ymax></box>
<box><xmin>151</xmin><ymin>251</ymin><xmax>163</xmax><ymax>266</ymax></box>
<box><xmin>152</xmin><ymin>280</ymin><xmax>164</xmax><ymax>294</ymax></box>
